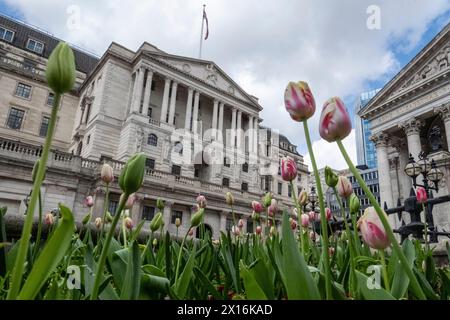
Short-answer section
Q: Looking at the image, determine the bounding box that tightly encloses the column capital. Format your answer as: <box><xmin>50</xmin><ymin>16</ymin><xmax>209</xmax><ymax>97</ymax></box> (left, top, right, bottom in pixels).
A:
<box><xmin>164</xmin><ymin>77</ymin><xmax>172</xmax><ymax>84</ymax></box>
<box><xmin>369</xmin><ymin>132</ymin><xmax>389</xmax><ymax>148</ymax></box>
<box><xmin>399</xmin><ymin>117</ymin><xmax>423</xmax><ymax>136</ymax></box>
<box><xmin>434</xmin><ymin>102</ymin><xmax>450</xmax><ymax>122</ymax></box>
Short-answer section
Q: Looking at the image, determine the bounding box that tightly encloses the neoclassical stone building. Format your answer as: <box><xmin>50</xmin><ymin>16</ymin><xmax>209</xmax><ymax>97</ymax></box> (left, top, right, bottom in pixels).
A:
<box><xmin>359</xmin><ymin>22</ymin><xmax>450</xmax><ymax>238</ymax></box>
<box><xmin>0</xmin><ymin>14</ymin><xmax>309</xmax><ymax>238</ymax></box>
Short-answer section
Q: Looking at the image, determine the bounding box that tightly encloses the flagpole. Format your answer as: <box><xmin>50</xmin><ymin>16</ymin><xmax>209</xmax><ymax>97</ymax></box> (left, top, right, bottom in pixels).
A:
<box><xmin>198</xmin><ymin>4</ymin><xmax>205</xmax><ymax>59</ymax></box>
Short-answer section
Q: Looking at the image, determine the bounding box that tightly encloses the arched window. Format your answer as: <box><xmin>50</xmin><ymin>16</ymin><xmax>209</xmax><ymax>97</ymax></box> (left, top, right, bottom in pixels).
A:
<box><xmin>147</xmin><ymin>134</ymin><xmax>158</xmax><ymax>146</ymax></box>
<box><xmin>173</xmin><ymin>141</ymin><xmax>183</xmax><ymax>154</ymax></box>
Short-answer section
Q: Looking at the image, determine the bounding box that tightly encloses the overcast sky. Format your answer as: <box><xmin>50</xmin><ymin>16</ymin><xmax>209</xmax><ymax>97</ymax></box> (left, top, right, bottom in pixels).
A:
<box><xmin>1</xmin><ymin>0</ymin><xmax>449</xmax><ymax>170</ymax></box>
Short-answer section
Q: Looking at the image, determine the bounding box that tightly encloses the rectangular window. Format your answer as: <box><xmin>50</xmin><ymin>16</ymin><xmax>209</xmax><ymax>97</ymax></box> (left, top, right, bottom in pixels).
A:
<box><xmin>241</xmin><ymin>182</ymin><xmax>248</xmax><ymax>192</ymax></box>
<box><xmin>151</xmin><ymin>80</ymin><xmax>156</xmax><ymax>91</ymax></box>
<box><xmin>147</xmin><ymin>107</ymin><xmax>152</xmax><ymax>118</ymax></box>
<box><xmin>15</xmin><ymin>82</ymin><xmax>32</xmax><ymax>99</ymax></box>
<box><xmin>278</xmin><ymin>182</ymin><xmax>282</xmax><ymax>195</ymax></box>
<box><xmin>85</xmin><ymin>104</ymin><xmax>92</xmax><ymax>123</ymax></box>
<box><xmin>39</xmin><ymin>116</ymin><xmax>50</xmax><ymax>137</ymax></box>
<box><xmin>145</xmin><ymin>158</ymin><xmax>155</xmax><ymax>170</ymax></box>
<box><xmin>109</xmin><ymin>200</ymin><xmax>118</xmax><ymax>215</ymax></box>
<box><xmin>194</xmin><ymin>168</ymin><xmax>199</xmax><ymax>178</ymax></box>
<box><xmin>171</xmin><ymin>165</ymin><xmax>181</xmax><ymax>176</ymax></box>
<box><xmin>222</xmin><ymin>177</ymin><xmax>230</xmax><ymax>187</ymax></box>
<box><xmin>225</xmin><ymin>217</ymin><xmax>233</xmax><ymax>231</ymax></box>
<box><xmin>26</xmin><ymin>38</ymin><xmax>44</xmax><ymax>54</ymax></box>
<box><xmin>47</xmin><ymin>92</ymin><xmax>55</xmax><ymax>106</ymax></box>
<box><xmin>7</xmin><ymin>107</ymin><xmax>25</xmax><ymax>130</ymax></box>
<box><xmin>171</xmin><ymin>210</ymin><xmax>183</xmax><ymax>224</ymax></box>
<box><xmin>142</xmin><ymin>206</ymin><xmax>155</xmax><ymax>221</ymax></box>
<box><xmin>242</xmin><ymin>162</ymin><xmax>248</xmax><ymax>172</ymax></box>
<box><xmin>224</xmin><ymin>157</ymin><xmax>230</xmax><ymax>167</ymax></box>
<box><xmin>247</xmin><ymin>219</ymin><xmax>254</xmax><ymax>233</ymax></box>
<box><xmin>0</xmin><ymin>27</ymin><xmax>14</xmax><ymax>42</ymax></box>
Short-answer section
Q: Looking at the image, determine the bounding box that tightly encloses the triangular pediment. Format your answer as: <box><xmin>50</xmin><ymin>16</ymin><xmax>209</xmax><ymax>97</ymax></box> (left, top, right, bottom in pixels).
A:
<box><xmin>359</xmin><ymin>23</ymin><xmax>450</xmax><ymax>117</ymax></box>
<box><xmin>143</xmin><ymin>51</ymin><xmax>262</xmax><ymax>109</ymax></box>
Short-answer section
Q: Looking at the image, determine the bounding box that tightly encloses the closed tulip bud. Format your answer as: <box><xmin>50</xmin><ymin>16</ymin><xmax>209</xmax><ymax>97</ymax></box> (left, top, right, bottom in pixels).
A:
<box><xmin>292</xmin><ymin>207</ymin><xmax>298</xmax><ymax>218</ymax></box>
<box><xmin>298</xmin><ymin>190</ymin><xmax>308</xmax><ymax>206</ymax></box>
<box><xmin>269</xmin><ymin>226</ymin><xmax>276</xmax><ymax>236</ymax></box>
<box><xmin>268</xmin><ymin>199</ymin><xmax>278</xmax><ymax>216</ymax></box>
<box><xmin>238</xmin><ymin>219</ymin><xmax>244</xmax><ymax>229</ymax></box>
<box><xmin>82</xmin><ymin>212</ymin><xmax>91</xmax><ymax>225</ymax></box>
<box><xmin>308</xmin><ymin>211</ymin><xmax>316</xmax><ymax>222</ymax></box>
<box><xmin>337</xmin><ymin>176</ymin><xmax>353</xmax><ymax>198</ymax></box>
<box><xmin>84</xmin><ymin>196</ymin><xmax>94</xmax><ymax>208</ymax></box>
<box><xmin>255</xmin><ymin>226</ymin><xmax>262</xmax><ymax>235</ymax></box>
<box><xmin>284</xmin><ymin>81</ymin><xmax>316</xmax><ymax>121</ymax></box>
<box><xmin>101</xmin><ymin>163</ymin><xmax>114</xmax><ymax>184</ymax></box>
<box><xmin>152</xmin><ymin>238</ymin><xmax>158</xmax><ymax>247</ymax></box>
<box><xmin>175</xmin><ymin>217</ymin><xmax>181</xmax><ymax>227</ymax></box>
<box><xmin>280</xmin><ymin>156</ymin><xmax>297</xmax><ymax>182</ymax></box>
<box><xmin>319</xmin><ymin>97</ymin><xmax>352</xmax><ymax>142</ymax></box>
<box><xmin>156</xmin><ymin>198</ymin><xmax>165</xmax><ymax>211</ymax></box>
<box><xmin>309</xmin><ymin>231</ymin><xmax>316</xmax><ymax>241</ymax></box>
<box><xmin>123</xmin><ymin>193</ymin><xmax>136</xmax><ymax>209</ymax></box>
<box><xmin>188</xmin><ymin>228</ymin><xmax>194</xmax><ymax>237</ymax></box>
<box><xmin>325</xmin><ymin>207</ymin><xmax>332</xmax><ymax>221</ymax></box>
<box><xmin>301</xmin><ymin>213</ymin><xmax>309</xmax><ymax>227</ymax></box>
<box><xmin>46</xmin><ymin>42</ymin><xmax>76</xmax><ymax>94</ymax></box>
<box><xmin>150</xmin><ymin>211</ymin><xmax>163</xmax><ymax>232</ymax></box>
<box><xmin>231</xmin><ymin>226</ymin><xmax>240</xmax><ymax>236</ymax></box>
<box><xmin>324</xmin><ymin>166</ymin><xmax>338</xmax><ymax>188</ymax></box>
<box><xmin>196</xmin><ymin>195</ymin><xmax>207</xmax><ymax>208</ymax></box>
<box><xmin>118</xmin><ymin>152</ymin><xmax>146</xmax><ymax>195</ymax></box>
<box><xmin>190</xmin><ymin>207</ymin><xmax>205</xmax><ymax>228</ymax></box>
<box><xmin>251</xmin><ymin>201</ymin><xmax>263</xmax><ymax>213</ymax></box>
<box><xmin>290</xmin><ymin>219</ymin><xmax>298</xmax><ymax>230</ymax></box>
<box><xmin>416</xmin><ymin>187</ymin><xmax>427</xmax><ymax>204</ymax></box>
<box><xmin>349</xmin><ymin>193</ymin><xmax>360</xmax><ymax>214</ymax></box>
<box><xmin>44</xmin><ymin>213</ymin><xmax>54</xmax><ymax>226</ymax></box>
<box><xmin>263</xmin><ymin>192</ymin><xmax>272</xmax><ymax>208</ymax></box>
<box><xmin>357</xmin><ymin>207</ymin><xmax>391</xmax><ymax>250</ymax></box>
<box><xmin>94</xmin><ymin>217</ymin><xmax>102</xmax><ymax>229</ymax></box>
<box><xmin>225</xmin><ymin>192</ymin><xmax>234</xmax><ymax>206</ymax></box>
<box><xmin>124</xmin><ymin>217</ymin><xmax>133</xmax><ymax>230</ymax></box>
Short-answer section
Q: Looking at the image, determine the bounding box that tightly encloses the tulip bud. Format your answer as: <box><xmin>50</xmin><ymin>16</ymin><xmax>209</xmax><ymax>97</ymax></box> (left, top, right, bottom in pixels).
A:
<box><xmin>308</xmin><ymin>211</ymin><xmax>316</xmax><ymax>222</ymax></box>
<box><xmin>175</xmin><ymin>217</ymin><xmax>181</xmax><ymax>227</ymax></box>
<box><xmin>84</xmin><ymin>196</ymin><xmax>94</xmax><ymax>208</ymax></box>
<box><xmin>263</xmin><ymin>192</ymin><xmax>272</xmax><ymax>208</ymax></box>
<box><xmin>82</xmin><ymin>212</ymin><xmax>91</xmax><ymax>225</ymax></box>
<box><xmin>231</xmin><ymin>225</ymin><xmax>240</xmax><ymax>236</ymax></box>
<box><xmin>292</xmin><ymin>207</ymin><xmax>298</xmax><ymax>218</ymax></box>
<box><xmin>238</xmin><ymin>219</ymin><xmax>244</xmax><ymax>229</ymax></box>
<box><xmin>319</xmin><ymin>97</ymin><xmax>352</xmax><ymax>142</ymax></box>
<box><xmin>152</xmin><ymin>238</ymin><xmax>158</xmax><ymax>247</ymax></box>
<box><xmin>268</xmin><ymin>199</ymin><xmax>278</xmax><ymax>216</ymax></box>
<box><xmin>94</xmin><ymin>217</ymin><xmax>102</xmax><ymax>230</ymax></box>
<box><xmin>190</xmin><ymin>207</ymin><xmax>205</xmax><ymax>228</ymax></box>
<box><xmin>225</xmin><ymin>192</ymin><xmax>234</xmax><ymax>206</ymax></box>
<box><xmin>124</xmin><ymin>217</ymin><xmax>133</xmax><ymax>230</ymax></box>
<box><xmin>255</xmin><ymin>226</ymin><xmax>262</xmax><ymax>235</ymax></box>
<box><xmin>284</xmin><ymin>81</ymin><xmax>316</xmax><ymax>121</ymax></box>
<box><xmin>416</xmin><ymin>187</ymin><xmax>427</xmax><ymax>204</ymax></box>
<box><xmin>44</xmin><ymin>213</ymin><xmax>54</xmax><ymax>226</ymax></box>
<box><xmin>290</xmin><ymin>219</ymin><xmax>298</xmax><ymax>230</ymax></box>
<box><xmin>280</xmin><ymin>156</ymin><xmax>297</xmax><ymax>182</ymax></box>
<box><xmin>269</xmin><ymin>226</ymin><xmax>276</xmax><ymax>236</ymax></box>
<box><xmin>101</xmin><ymin>163</ymin><xmax>114</xmax><ymax>184</ymax></box>
<box><xmin>118</xmin><ymin>153</ymin><xmax>146</xmax><ymax>195</ymax></box>
<box><xmin>150</xmin><ymin>211</ymin><xmax>163</xmax><ymax>232</ymax></box>
<box><xmin>324</xmin><ymin>166</ymin><xmax>338</xmax><ymax>188</ymax></box>
<box><xmin>349</xmin><ymin>193</ymin><xmax>360</xmax><ymax>214</ymax></box>
<box><xmin>309</xmin><ymin>231</ymin><xmax>316</xmax><ymax>241</ymax></box>
<box><xmin>337</xmin><ymin>176</ymin><xmax>353</xmax><ymax>198</ymax></box>
<box><xmin>357</xmin><ymin>207</ymin><xmax>391</xmax><ymax>250</ymax></box>
<box><xmin>300</xmin><ymin>213</ymin><xmax>309</xmax><ymax>227</ymax></box>
<box><xmin>122</xmin><ymin>193</ymin><xmax>136</xmax><ymax>209</ymax></box>
<box><xmin>196</xmin><ymin>195</ymin><xmax>207</xmax><ymax>208</ymax></box>
<box><xmin>325</xmin><ymin>207</ymin><xmax>332</xmax><ymax>221</ymax></box>
<box><xmin>251</xmin><ymin>201</ymin><xmax>263</xmax><ymax>213</ymax></box>
<box><xmin>156</xmin><ymin>198</ymin><xmax>165</xmax><ymax>211</ymax></box>
<box><xmin>46</xmin><ymin>42</ymin><xmax>76</xmax><ymax>94</ymax></box>
<box><xmin>298</xmin><ymin>190</ymin><xmax>308</xmax><ymax>206</ymax></box>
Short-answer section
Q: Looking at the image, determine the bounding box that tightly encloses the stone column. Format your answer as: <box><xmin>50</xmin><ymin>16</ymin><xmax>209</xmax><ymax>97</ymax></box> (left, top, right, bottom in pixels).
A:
<box><xmin>400</xmin><ymin>117</ymin><xmax>423</xmax><ymax>159</ymax></box>
<box><xmin>253</xmin><ymin>117</ymin><xmax>259</xmax><ymax>154</ymax></box>
<box><xmin>230</xmin><ymin>108</ymin><xmax>237</xmax><ymax>147</ymax></box>
<box><xmin>131</xmin><ymin>67</ymin><xmax>145</xmax><ymax>113</ymax></box>
<box><xmin>370</xmin><ymin>132</ymin><xmax>394</xmax><ymax>208</ymax></box>
<box><xmin>435</xmin><ymin>103</ymin><xmax>450</xmax><ymax>151</ymax></box>
<box><xmin>160</xmin><ymin>78</ymin><xmax>171</xmax><ymax>122</ymax></box>
<box><xmin>168</xmin><ymin>81</ymin><xmax>178</xmax><ymax>125</ymax></box>
<box><xmin>184</xmin><ymin>88</ymin><xmax>194</xmax><ymax>130</ymax></box>
<box><xmin>163</xmin><ymin>202</ymin><xmax>172</xmax><ymax>234</ymax></box>
<box><xmin>212</xmin><ymin>99</ymin><xmax>219</xmax><ymax>139</ymax></box>
<box><xmin>248</xmin><ymin>116</ymin><xmax>254</xmax><ymax>153</ymax></box>
<box><xmin>142</xmin><ymin>69</ymin><xmax>154</xmax><ymax>113</ymax></box>
<box><xmin>131</xmin><ymin>197</ymin><xmax>143</xmax><ymax>226</ymax></box>
<box><xmin>219</xmin><ymin>211</ymin><xmax>227</xmax><ymax>232</ymax></box>
<box><xmin>218</xmin><ymin>102</ymin><xmax>224</xmax><ymax>141</ymax></box>
<box><xmin>393</xmin><ymin>139</ymin><xmax>412</xmax><ymax>200</ymax></box>
<box><xmin>236</xmin><ymin>110</ymin><xmax>242</xmax><ymax>150</ymax></box>
<box><xmin>192</xmin><ymin>91</ymin><xmax>200</xmax><ymax>135</ymax></box>
<box><xmin>93</xmin><ymin>189</ymin><xmax>105</xmax><ymax>219</ymax></box>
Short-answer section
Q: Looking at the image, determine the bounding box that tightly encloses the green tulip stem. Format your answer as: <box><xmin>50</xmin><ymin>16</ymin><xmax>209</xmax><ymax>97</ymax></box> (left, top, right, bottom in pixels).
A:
<box><xmin>302</xmin><ymin>119</ymin><xmax>332</xmax><ymax>300</ymax></box>
<box><xmin>175</xmin><ymin>227</ymin><xmax>191</xmax><ymax>288</ymax></box>
<box><xmin>141</xmin><ymin>231</ymin><xmax>153</xmax><ymax>261</ymax></box>
<box><xmin>230</xmin><ymin>204</ymin><xmax>237</xmax><ymax>240</ymax></box>
<box><xmin>290</xmin><ymin>181</ymin><xmax>305</xmax><ymax>254</ymax></box>
<box><xmin>7</xmin><ymin>93</ymin><xmax>61</xmax><ymax>300</ymax></box>
<box><xmin>336</xmin><ymin>139</ymin><xmax>426</xmax><ymax>300</ymax></box>
<box><xmin>99</xmin><ymin>184</ymin><xmax>110</xmax><ymax>242</ymax></box>
<box><xmin>379</xmin><ymin>249</ymin><xmax>390</xmax><ymax>291</ymax></box>
<box><xmin>91</xmin><ymin>192</ymin><xmax>129</xmax><ymax>300</ymax></box>
<box><xmin>33</xmin><ymin>190</ymin><xmax>43</xmax><ymax>261</ymax></box>
<box><xmin>122</xmin><ymin>215</ymin><xmax>127</xmax><ymax>248</ymax></box>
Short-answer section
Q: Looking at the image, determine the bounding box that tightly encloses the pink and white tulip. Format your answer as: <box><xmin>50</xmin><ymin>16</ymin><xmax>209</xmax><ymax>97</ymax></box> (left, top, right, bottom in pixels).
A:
<box><xmin>84</xmin><ymin>195</ymin><xmax>94</xmax><ymax>208</ymax></box>
<box><xmin>44</xmin><ymin>213</ymin><xmax>54</xmax><ymax>226</ymax></box>
<box><xmin>416</xmin><ymin>187</ymin><xmax>427</xmax><ymax>204</ymax></box>
<box><xmin>196</xmin><ymin>195</ymin><xmax>207</xmax><ymax>208</ymax></box>
<box><xmin>231</xmin><ymin>225</ymin><xmax>240</xmax><ymax>236</ymax></box>
<box><xmin>280</xmin><ymin>156</ymin><xmax>297</xmax><ymax>182</ymax></box>
<box><xmin>337</xmin><ymin>176</ymin><xmax>353</xmax><ymax>198</ymax></box>
<box><xmin>252</xmin><ymin>201</ymin><xmax>263</xmax><ymax>213</ymax></box>
<box><xmin>101</xmin><ymin>163</ymin><xmax>114</xmax><ymax>184</ymax></box>
<box><xmin>319</xmin><ymin>97</ymin><xmax>352</xmax><ymax>142</ymax></box>
<box><xmin>268</xmin><ymin>199</ymin><xmax>278</xmax><ymax>216</ymax></box>
<box><xmin>125</xmin><ymin>193</ymin><xmax>136</xmax><ymax>209</ymax></box>
<box><xmin>124</xmin><ymin>217</ymin><xmax>133</xmax><ymax>230</ymax></box>
<box><xmin>284</xmin><ymin>81</ymin><xmax>316</xmax><ymax>121</ymax></box>
<box><xmin>238</xmin><ymin>219</ymin><xmax>244</xmax><ymax>229</ymax></box>
<box><xmin>300</xmin><ymin>213</ymin><xmax>309</xmax><ymax>227</ymax></box>
<box><xmin>255</xmin><ymin>225</ymin><xmax>262</xmax><ymax>235</ymax></box>
<box><xmin>94</xmin><ymin>217</ymin><xmax>102</xmax><ymax>230</ymax></box>
<box><xmin>325</xmin><ymin>207</ymin><xmax>332</xmax><ymax>221</ymax></box>
<box><xmin>358</xmin><ymin>207</ymin><xmax>391</xmax><ymax>250</ymax></box>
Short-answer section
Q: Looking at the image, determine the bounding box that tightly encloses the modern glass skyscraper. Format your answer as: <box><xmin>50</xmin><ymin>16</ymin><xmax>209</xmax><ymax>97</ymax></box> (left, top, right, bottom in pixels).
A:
<box><xmin>355</xmin><ymin>89</ymin><xmax>381</xmax><ymax>169</ymax></box>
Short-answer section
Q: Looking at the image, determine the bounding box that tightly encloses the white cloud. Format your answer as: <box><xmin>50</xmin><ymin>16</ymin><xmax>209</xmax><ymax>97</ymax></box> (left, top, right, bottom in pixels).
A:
<box><xmin>3</xmin><ymin>0</ymin><xmax>449</xmax><ymax>162</ymax></box>
<box><xmin>304</xmin><ymin>130</ymin><xmax>357</xmax><ymax>171</ymax></box>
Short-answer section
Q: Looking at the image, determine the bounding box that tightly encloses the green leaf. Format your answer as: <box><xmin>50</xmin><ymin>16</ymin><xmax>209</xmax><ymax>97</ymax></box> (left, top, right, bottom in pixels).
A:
<box><xmin>391</xmin><ymin>239</ymin><xmax>415</xmax><ymax>299</ymax></box>
<box><xmin>142</xmin><ymin>264</ymin><xmax>166</xmax><ymax>277</ymax></box>
<box><xmin>175</xmin><ymin>246</ymin><xmax>196</xmax><ymax>299</ymax></box>
<box><xmin>193</xmin><ymin>266</ymin><xmax>222</xmax><ymax>300</ymax></box>
<box><xmin>18</xmin><ymin>204</ymin><xmax>75</xmax><ymax>299</ymax></box>
<box><xmin>120</xmin><ymin>241</ymin><xmax>141</xmax><ymax>300</ymax></box>
<box><xmin>141</xmin><ymin>273</ymin><xmax>169</xmax><ymax>296</ymax></box>
<box><xmin>239</xmin><ymin>260</ymin><xmax>267</xmax><ymax>300</ymax></box>
<box><xmin>355</xmin><ymin>270</ymin><xmax>395</xmax><ymax>300</ymax></box>
<box><xmin>413</xmin><ymin>267</ymin><xmax>439</xmax><ymax>300</ymax></box>
<box><xmin>0</xmin><ymin>206</ymin><xmax>7</xmax><ymax>277</ymax></box>
<box><xmin>130</xmin><ymin>220</ymin><xmax>146</xmax><ymax>242</ymax></box>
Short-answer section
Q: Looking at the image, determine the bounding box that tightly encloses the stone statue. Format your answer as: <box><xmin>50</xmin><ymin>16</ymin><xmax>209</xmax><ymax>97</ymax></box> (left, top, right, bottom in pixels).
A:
<box><xmin>135</xmin><ymin>127</ymin><xmax>144</xmax><ymax>152</ymax></box>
